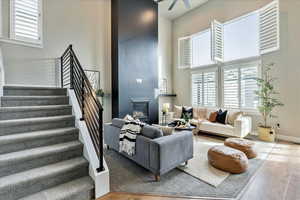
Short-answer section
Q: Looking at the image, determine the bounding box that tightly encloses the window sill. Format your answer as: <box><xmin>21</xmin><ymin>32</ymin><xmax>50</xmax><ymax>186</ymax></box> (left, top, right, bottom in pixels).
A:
<box><xmin>0</xmin><ymin>38</ymin><xmax>43</xmax><ymax>49</ymax></box>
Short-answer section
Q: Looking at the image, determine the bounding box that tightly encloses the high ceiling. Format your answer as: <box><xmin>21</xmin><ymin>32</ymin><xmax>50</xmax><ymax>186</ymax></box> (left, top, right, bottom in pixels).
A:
<box><xmin>158</xmin><ymin>0</ymin><xmax>209</xmax><ymax>20</ymax></box>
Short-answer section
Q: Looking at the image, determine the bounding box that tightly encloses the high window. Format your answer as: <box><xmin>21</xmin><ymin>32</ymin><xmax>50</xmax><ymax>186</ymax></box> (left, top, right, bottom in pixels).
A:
<box><xmin>10</xmin><ymin>0</ymin><xmax>43</xmax><ymax>45</ymax></box>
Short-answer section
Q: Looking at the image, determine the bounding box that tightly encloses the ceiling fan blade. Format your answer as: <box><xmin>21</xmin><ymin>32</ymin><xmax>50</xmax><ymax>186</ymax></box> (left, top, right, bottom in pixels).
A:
<box><xmin>168</xmin><ymin>0</ymin><xmax>178</xmax><ymax>11</ymax></box>
<box><xmin>182</xmin><ymin>0</ymin><xmax>191</xmax><ymax>9</ymax></box>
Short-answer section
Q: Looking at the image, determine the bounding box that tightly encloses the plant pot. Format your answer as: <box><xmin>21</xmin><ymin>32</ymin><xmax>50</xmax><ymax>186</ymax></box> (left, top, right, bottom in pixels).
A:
<box><xmin>258</xmin><ymin>126</ymin><xmax>276</xmax><ymax>142</ymax></box>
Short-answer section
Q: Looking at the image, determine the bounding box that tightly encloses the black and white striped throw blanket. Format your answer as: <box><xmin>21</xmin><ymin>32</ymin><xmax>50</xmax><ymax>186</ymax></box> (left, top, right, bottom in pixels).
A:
<box><xmin>119</xmin><ymin>121</ymin><xmax>144</xmax><ymax>156</ymax></box>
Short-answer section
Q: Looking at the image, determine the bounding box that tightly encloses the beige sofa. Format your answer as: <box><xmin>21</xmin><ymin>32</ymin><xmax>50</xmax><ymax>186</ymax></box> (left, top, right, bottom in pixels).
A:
<box><xmin>169</xmin><ymin>106</ymin><xmax>252</xmax><ymax>138</ymax></box>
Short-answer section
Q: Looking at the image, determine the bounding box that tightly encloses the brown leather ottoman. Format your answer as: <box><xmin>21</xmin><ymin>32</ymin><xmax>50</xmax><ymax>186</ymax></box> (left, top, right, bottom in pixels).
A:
<box><xmin>225</xmin><ymin>138</ymin><xmax>257</xmax><ymax>159</ymax></box>
<box><xmin>208</xmin><ymin>145</ymin><xmax>248</xmax><ymax>174</ymax></box>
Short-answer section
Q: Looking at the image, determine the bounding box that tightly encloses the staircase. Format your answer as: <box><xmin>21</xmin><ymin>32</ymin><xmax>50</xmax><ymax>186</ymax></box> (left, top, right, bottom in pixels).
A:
<box><xmin>0</xmin><ymin>85</ymin><xmax>95</xmax><ymax>200</ymax></box>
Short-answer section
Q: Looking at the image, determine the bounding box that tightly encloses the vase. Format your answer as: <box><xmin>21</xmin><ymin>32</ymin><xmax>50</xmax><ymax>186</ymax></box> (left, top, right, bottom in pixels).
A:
<box><xmin>258</xmin><ymin>126</ymin><xmax>275</xmax><ymax>142</ymax></box>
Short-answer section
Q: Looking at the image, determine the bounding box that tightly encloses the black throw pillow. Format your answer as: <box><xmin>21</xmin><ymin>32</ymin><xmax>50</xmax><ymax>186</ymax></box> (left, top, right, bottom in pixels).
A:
<box><xmin>181</xmin><ymin>106</ymin><xmax>193</xmax><ymax>120</ymax></box>
<box><xmin>216</xmin><ymin>109</ymin><xmax>227</xmax><ymax>124</ymax></box>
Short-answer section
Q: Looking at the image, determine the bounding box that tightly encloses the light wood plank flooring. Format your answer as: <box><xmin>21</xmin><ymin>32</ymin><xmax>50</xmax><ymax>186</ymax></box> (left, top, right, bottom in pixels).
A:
<box><xmin>98</xmin><ymin>140</ymin><xmax>300</xmax><ymax>200</ymax></box>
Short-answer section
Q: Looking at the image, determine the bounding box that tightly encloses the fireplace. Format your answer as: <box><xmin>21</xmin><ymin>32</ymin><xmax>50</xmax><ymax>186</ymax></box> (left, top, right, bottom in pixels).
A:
<box><xmin>131</xmin><ymin>99</ymin><xmax>150</xmax><ymax>123</ymax></box>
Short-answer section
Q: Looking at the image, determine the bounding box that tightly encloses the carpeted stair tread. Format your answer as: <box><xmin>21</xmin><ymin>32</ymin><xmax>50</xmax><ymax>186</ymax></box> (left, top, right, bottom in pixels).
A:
<box><xmin>1</xmin><ymin>96</ymin><xmax>69</xmax><ymax>100</ymax></box>
<box><xmin>0</xmin><ymin>157</ymin><xmax>88</xmax><ymax>198</ymax></box>
<box><xmin>0</xmin><ymin>141</ymin><xmax>82</xmax><ymax>167</ymax></box>
<box><xmin>0</xmin><ymin>127</ymin><xmax>78</xmax><ymax>146</ymax></box>
<box><xmin>18</xmin><ymin>176</ymin><xmax>94</xmax><ymax>200</ymax></box>
<box><xmin>0</xmin><ymin>115</ymin><xmax>74</xmax><ymax>127</ymax></box>
<box><xmin>0</xmin><ymin>105</ymin><xmax>72</xmax><ymax>112</ymax></box>
<box><xmin>3</xmin><ymin>86</ymin><xmax>67</xmax><ymax>96</ymax></box>
<box><xmin>0</xmin><ymin>96</ymin><xmax>69</xmax><ymax>107</ymax></box>
<box><xmin>0</xmin><ymin>105</ymin><xmax>73</xmax><ymax>120</ymax></box>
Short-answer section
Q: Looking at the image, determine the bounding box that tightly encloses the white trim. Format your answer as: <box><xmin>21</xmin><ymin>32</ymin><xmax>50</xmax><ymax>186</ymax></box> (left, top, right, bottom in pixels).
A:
<box><xmin>277</xmin><ymin>134</ymin><xmax>300</xmax><ymax>144</ymax></box>
<box><xmin>178</xmin><ymin>36</ymin><xmax>191</xmax><ymax>69</ymax></box>
<box><xmin>0</xmin><ymin>37</ymin><xmax>43</xmax><ymax>48</ymax></box>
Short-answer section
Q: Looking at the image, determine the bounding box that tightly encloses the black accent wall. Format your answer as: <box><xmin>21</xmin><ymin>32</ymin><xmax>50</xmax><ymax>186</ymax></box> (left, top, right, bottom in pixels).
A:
<box><xmin>111</xmin><ymin>0</ymin><xmax>159</xmax><ymax>124</ymax></box>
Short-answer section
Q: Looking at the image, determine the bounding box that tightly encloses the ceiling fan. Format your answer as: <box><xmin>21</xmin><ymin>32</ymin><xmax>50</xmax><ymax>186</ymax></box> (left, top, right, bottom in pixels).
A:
<box><xmin>155</xmin><ymin>0</ymin><xmax>191</xmax><ymax>11</ymax></box>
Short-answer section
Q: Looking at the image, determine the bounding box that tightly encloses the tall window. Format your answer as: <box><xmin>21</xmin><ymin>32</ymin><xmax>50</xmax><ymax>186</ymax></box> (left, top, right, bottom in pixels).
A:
<box><xmin>10</xmin><ymin>0</ymin><xmax>43</xmax><ymax>45</ymax></box>
<box><xmin>222</xmin><ymin>61</ymin><xmax>260</xmax><ymax>110</ymax></box>
<box><xmin>192</xmin><ymin>69</ymin><xmax>217</xmax><ymax>107</ymax></box>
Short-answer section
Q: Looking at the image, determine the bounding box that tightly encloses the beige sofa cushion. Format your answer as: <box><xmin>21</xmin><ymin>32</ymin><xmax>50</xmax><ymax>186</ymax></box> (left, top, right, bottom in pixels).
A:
<box><xmin>199</xmin><ymin>121</ymin><xmax>235</xmax><ymax>136</ymax></box>
<box><xmin>193</xmin><ymin>107</ymin><xmax>207</xmax><ymax>120</ymax></box>
<box><xmin>173</xmin><ymin>105</ymin><xmax>183</xmax><ymax>118</ymax></box>
<box><xmin>227</xmin><ymin>111</ymin><xmax>243</xmax><ymax>125</ymax></box>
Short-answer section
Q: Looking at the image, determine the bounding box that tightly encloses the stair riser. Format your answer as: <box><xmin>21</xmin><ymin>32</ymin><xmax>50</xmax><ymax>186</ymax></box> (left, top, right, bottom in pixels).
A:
<box><xmin>0</xmin><ymin>164</ymin><xmax>88</xmax><ymax>200</ymax></box>
<box><xmin>3</xmin><ymin>89</ymin><xmax>67</xmax><ymax>96</ymax></box>
<box><xmin>0</xmin><ymin>108</ymin><xmax>72</xmax><ymax>120</ymax></box>
<box><xmin>0</xmin><ymin>132</ymin><xmax>78</xmax><ymax>154</ymax></box>
<box><xmin>1</xmin><ymin>98</ymin><xmax>69</xmax><ymax>107</ymax></box>
<box><xmin>0</xmin><ymin>119</ymin><xmax>75</xmax><ymax>136</ymax></box>
<box><xmin>0</xmin><ymin>147</ymin><xmax>83</xmax><ymax>178</ymax></box>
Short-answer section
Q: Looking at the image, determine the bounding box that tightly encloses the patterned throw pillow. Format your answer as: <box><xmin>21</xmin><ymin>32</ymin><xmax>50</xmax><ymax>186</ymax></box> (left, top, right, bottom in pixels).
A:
<box><xmin>173</xmin><ymin>105</ymin><xmax>183</xmax><ymax>119</ymax></box>
<box><xmin>181</xmin><ymin>106</ymin><xmax>193</xmax><ymax>120</ymax></box>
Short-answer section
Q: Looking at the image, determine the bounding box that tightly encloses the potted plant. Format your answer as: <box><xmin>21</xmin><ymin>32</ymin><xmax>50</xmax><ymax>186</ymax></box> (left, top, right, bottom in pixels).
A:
<box><xmin>255</xmin><ymin>63</ymin><xmax>284</xmax><ymax>142</ymax></box>
<box><xmin>95</xmin><ymin>89</ymin><xmax>105</xmax><ymax>97</ymax></box>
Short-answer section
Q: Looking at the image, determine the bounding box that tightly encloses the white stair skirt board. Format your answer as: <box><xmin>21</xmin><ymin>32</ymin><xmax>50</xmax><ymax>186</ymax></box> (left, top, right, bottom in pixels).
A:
<box><xmin>68</xmin><ymin>89</ymin><xmax>110</xmax><ymax>198</ymax></box>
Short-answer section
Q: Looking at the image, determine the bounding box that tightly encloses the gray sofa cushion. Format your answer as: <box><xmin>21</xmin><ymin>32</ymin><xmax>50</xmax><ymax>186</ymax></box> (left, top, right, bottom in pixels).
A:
<box><xmin>141</xmin><ymin>125</ymin><xmax>163</xmax><ymax>139</ymax></box>
<box><xmin>111</xmin><ymin>118</ymin><xmax>126</xmax><ymax>128</ymax></box>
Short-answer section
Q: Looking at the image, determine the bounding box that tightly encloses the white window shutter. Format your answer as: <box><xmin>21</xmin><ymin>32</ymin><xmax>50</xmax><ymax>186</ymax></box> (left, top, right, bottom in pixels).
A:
<box><xmin>259</xmin><ymin>0</ymin><xmax>280</xmax><ymax>54</ymax></box>
<box><xmin>223</xmin><ymin>68</ymin><xmax>239</xmax><ymax>109</ymax></box>
<box><xmin>211</xmin><ymin>20</ymin><xmax>224</xmax><ymax>62</ymax></box>
<box><xmin>192</xmin><ymin>73</ymin><xmax>203</xmax><ymax>106</ymax></box>
<box><xmin>10</xmin><ymin>0</ymin><xmax>42</xmax><ymax>44</ymax></box>
<box><xmin>203</xmin><ymin>71</ymin><xmax>217</xmax><ymax>107</ymax></box>
<box><xmin>178</xmin><ymin>37</ymin><xmax>191</xmax><ymax>69</ymax></box>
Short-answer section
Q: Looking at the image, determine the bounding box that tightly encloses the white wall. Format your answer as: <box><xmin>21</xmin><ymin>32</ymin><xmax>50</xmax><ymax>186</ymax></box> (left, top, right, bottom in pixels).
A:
<box><xmin>158</xmin><ymin>16</ymin><xmax>174</xmax><ymax>122</ymax></box>
<box><xmin>0</xmin><ymin>0</ymin><xmax>112</xmax><ymax>122</ymax></box>
<box><xmin>171</xmin><ymin>0</ymin><xmax>300</xmax><ymax>138</ymax></box>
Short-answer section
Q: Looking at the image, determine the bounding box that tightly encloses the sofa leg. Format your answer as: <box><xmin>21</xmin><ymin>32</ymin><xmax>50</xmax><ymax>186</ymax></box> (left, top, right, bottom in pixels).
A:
<box><xmin>155</xmin><ymin>175</ymin><xmax>160</xmax><ymax>182</ymax></box>
<box><xmin>106</xmin><ymin>145</ymin><xmax>110</xmax><ymax>150</ymax></box>
<box><xmin>185</xmin><ymin>161</ymin><xmax>188</xmax><ymax>165</ymax></box>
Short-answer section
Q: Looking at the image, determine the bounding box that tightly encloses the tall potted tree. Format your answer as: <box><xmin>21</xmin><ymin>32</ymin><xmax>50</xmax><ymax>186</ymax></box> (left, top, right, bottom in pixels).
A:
<box><xmin>255</xmin><ymin>63</ymin><xmax>284</xmax><ymax>142</ymax></box>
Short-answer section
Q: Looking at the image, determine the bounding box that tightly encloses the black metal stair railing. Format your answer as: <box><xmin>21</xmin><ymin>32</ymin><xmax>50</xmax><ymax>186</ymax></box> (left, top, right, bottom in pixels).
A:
<box><xmin>60</xmin><ymin>44</ymin><xmax>104</xmax><ymax>172</ymax></box>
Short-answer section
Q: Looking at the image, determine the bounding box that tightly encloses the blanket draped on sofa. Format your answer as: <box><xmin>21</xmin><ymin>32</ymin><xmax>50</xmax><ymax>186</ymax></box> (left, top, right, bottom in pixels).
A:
<box><xmin>119</xmin><ymin>121</ymin><xmax>144</xmax><ymax>156</ymax></box>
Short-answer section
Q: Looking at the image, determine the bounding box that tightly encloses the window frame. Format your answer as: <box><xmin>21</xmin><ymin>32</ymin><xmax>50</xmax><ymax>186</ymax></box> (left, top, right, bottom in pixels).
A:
<box><xmin>10</xmin><ymin>0</ymin><xmax>43</xmax><ymax>47</ymax></box>
<box><xmin>191</xmin><ymin>67</ymin><xmax>219</xmax><ymax>109</ymax></box>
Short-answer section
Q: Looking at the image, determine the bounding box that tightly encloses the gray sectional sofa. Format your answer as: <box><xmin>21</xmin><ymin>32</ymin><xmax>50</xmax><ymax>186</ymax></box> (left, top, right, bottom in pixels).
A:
<box><xmin>104</xmin><ymin>118</ymin><xmax>193</xmax><ymax>181</ymax></box>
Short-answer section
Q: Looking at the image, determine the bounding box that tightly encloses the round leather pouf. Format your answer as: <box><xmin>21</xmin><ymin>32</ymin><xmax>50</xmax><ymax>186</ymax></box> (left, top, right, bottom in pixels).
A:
<box><xmin>208</xmin><ymin>145</ymin><xmax>249</xmax><ymax>174</ymax></box>
<box><xmin>225</xmin><ymin>138</ymin><xmax>257</xmax><ymax>159</ymax></box>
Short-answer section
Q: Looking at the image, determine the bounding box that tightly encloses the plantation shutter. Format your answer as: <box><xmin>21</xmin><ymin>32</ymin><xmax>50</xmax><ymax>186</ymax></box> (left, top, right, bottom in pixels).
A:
<box><xmin>11</xmin><ymin>0</ymin><xmax>42</xmax><ymax>44</ymax></box>
<box><xmin>192</xmin><ymin>74</ymin><xmax>203</xmax><ymax>106</ymax></box>
<box><xmin>178</xmin><ymin>37</ymin><xmax>191</xmax><ymax>69</ymax></box>
<box><xmin>240</xmin><ymin>65</ymin><xmax>259</xmax><ymax>109</ymax></box>
<box><xmin>203</xmin><ymin>71</ymin><xmax>217</xmax><ymax>107</ymax></box>
<box><xmin>223</xmin><ymin>68</ymin><xmax>239</xmax><ymax>109</ymax></box>
<box><xmin>259</xmin><ymin>0</ymin><xmax>280</xmax><ymax>54</ymax></box>
<box><xmin>211</xmin><ymin>20</ymin><xmax>224</xmax><ymax>62</ymax></box>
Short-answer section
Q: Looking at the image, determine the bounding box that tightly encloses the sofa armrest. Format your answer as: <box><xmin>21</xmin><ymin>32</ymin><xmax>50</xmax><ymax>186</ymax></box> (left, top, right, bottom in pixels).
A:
<box><xmin>149</xmin><ymin>131</ymin><xmax>193</xmax><ymax>175</ymax></box>
<box><xmin>234</xmin><ymin>116</ymin><xmax>252</xmax><ymax>137</ymax></box>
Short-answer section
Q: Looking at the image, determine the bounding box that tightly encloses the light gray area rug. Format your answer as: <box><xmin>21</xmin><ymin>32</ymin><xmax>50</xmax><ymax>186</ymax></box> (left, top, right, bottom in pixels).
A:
<box><xmin>104</xmin><ymin>135</ymin><xmax>275</xmax><ymax>199</ymax></box>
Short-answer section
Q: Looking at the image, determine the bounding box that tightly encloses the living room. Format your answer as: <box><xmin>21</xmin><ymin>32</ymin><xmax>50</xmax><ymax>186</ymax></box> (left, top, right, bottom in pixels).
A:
<box><xmin>0</xmin><ymin>0</ymin><xmax>299</xmax><ymax>200</ymax></box>
<box><xmin>103</xmin><ymin>0</ymin><xmax>300</xmax><ymax>199</ymax></box>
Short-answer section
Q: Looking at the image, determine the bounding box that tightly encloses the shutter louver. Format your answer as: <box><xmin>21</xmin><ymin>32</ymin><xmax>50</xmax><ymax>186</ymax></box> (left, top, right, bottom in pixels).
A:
<box><xmin>211</xmin><ymin>20</ymin><xmax>224</xmax><ymax>62</ymax></box>
<box><xmin>241</xmin><ymin>66</ymin><xmax>259</xmax><ymax>109</ymax></box>
<box><xmin>192</xmin><ymin>74</ymin><xmax>203</xmax><ymax>106</ymax></box>
<box><xmin>11</xmin><ymin>0</ymin><xmax>42</xmax><ymax>44</ymax></box>
<box><xmin>178</xmin><ymin>37</ymin><xmax>191</xmax><ymax>69</ymax></box>
<box><xmin>203</xmin><ymin>71</ymin><xmax>217</xmax><ymax>107</ymax></box>
<box><xmin>259</xmin><ymin>0</ymin><xmax>280</xmax><ymax>54</ymax></box>
<box><xmin>223</xmin><ymin>68</ymin><xmax>239</xmax><ymax>109</ymax></box>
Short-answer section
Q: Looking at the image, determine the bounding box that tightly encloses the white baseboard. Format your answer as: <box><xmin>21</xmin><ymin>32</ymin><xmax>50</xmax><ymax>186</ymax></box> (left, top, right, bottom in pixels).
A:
<box><xmin>277</xmin><ymin>134</ymin><xmax>300</xmax><ymax>144</ymax></box>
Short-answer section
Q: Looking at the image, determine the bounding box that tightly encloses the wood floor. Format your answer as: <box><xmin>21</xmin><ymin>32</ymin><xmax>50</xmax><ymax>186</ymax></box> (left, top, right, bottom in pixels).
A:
<box><xmin>98</xmin><ymin>140</ymin><xmax>300</xmax><ymax>200</ymax></box>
